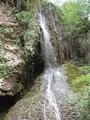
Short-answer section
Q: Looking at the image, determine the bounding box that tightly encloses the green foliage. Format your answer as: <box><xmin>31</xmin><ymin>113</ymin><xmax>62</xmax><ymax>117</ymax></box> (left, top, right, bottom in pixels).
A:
<box><xmin>0</xmin><ymin>56</ymin><xmax>6</xmax><ymax>64</ymax></box>
<box><xmin>78</xmin><ymin>86</ymin><xmax>90</xmax><ymax>120</ymax></box>
<box><xmin>65</xmin><ymin>62</ymin><xmax>90</xmax><ymax>119</ymax></box>
<box><xmin>61</xmin><ymin>1</ymin><xmax>82</xmax><ymax>30</ymax></box>
<box><xmin>60</xmin><ymin>0</ymin><xmax>90</xmax><ymax>33</ymax></box>
<box><xmin>0</xmin><ymin>65</ymin><xmax>14</xmax><ymax>79</ymax></box>
<box><xmin>24</xmin><ymin>29</ymin><xmax>34</xmax><ymax>51</ymax></box>
<box><xmin>0</xmin><ymin>26</ymin><xmax>14</xmax><ymax>41</ymax></box>
<box><xmin>66</xmin><ymin>63</ymin><xmax>90</xmax><ymax>119</ymax></box>
<box><xmin>60</xmin><ymin>0</ymin><xmax>90</xmax><ymax>62</ymax></box>
<box><xmin>79</xmin><ymin>65</ymin><xmax>90</xmax><ymax>74</ymax></box>
<box><xmin>23</xmin><ymin>14</ymin><xmax>40</xmax><ymax>54</ymax></box>
<box><xmin>0</xmin><ymin>27</ymin><xmax>13</xmax><ymax>33</ymax></box>
<box><xmin>71</xmin><ymin>73</ymin><xmax>90</xmax><ymax>92</ymax></box>
<box><xmin>64</xmin><ymin>62</ymin><xmax>90</xmax><ymax>92</ymax></box>
<box><xmin>0</xmin><ymin>27</ymin><xmax>5</xmax><ymax>42</ymax></box>
<box><xmin>24</xmin><ymin>29</ymin><xmax>33</xmax><ymax>40</ymax></box>
<box><xmin>16</xmin><ymin>10</ymin><xmax>34</xmax><ymax>23</ymax></box>
<box><xmin>64</xmin><ymin>61</ymin><xmax>81</xmax><ymax>82</ymax></box>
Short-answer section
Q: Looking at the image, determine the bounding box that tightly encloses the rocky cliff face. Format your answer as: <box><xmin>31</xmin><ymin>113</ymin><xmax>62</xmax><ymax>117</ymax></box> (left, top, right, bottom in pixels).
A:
<box><xmin>0</xmin><ymin>3</ymin><xmax>24</xmax><ymax>97</ymax></box>
<box><xmin>0</xmin><ymin>2</ymin><xmax>67</xmax><ymax>98</ymax></box>
<box><xmin>40</xmin><ymin>2</ymin><xmax>64</xmax><ymax>64</ymax></box>
<box><xmin>0</xmin><ymin>3</ymin><xmax>44</xmax><ymax>115</ymax></box>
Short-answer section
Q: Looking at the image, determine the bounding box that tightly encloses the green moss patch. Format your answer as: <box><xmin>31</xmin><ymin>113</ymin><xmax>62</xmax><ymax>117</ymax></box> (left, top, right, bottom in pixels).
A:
<box><xmin>64</xmin><ymin>61</ymin><xmax>81</xmax><ymax>82</ymax></box>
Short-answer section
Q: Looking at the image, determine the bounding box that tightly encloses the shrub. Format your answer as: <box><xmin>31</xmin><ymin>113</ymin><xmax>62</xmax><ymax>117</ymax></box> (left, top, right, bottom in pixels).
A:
<box><xmin>16</xmin><ymin>10</ymin><xmax>34</xmax><ymax>23</ymax></box>
<box><xmin>64</xmin><ymin>61</ymin><xmax>81</xmax><ymax>82</ymax></box>
<box><xmin>79</xmin><ymin>65</ymin><xmax>90</xmax><ymax>75</ymax></box>
<box><xmin>71</xmin><ymin>73</ymin><xmax>90</xmax><ymax>92</ymax></box>
<box><xmin>78</xmin><ymin>86</ymin><xmax>90</xmax><ymax>120</ymax></box>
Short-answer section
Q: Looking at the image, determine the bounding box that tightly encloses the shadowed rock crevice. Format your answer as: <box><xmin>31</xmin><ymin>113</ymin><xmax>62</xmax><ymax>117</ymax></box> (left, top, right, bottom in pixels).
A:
<box><xmin>0</xmin><ymin>94</ymin><xmax>19</xmax><ymax>113</ymax></box>
<box><xmin>22</xmin><ymin>42</ymin><xmax>45</xmax><ymax>89</ymax></box>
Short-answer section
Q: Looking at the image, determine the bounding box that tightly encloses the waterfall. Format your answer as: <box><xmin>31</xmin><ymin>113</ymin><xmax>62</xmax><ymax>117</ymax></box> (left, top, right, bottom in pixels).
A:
<box><xmin>39</xmin><ymin>14</ymin><xmax>57</xmax><ymax>68</ymax></box>
<box><xmin>39</xmin><ymin>13</ymin><xmax>71</xmax><ymax>120</ymax></box>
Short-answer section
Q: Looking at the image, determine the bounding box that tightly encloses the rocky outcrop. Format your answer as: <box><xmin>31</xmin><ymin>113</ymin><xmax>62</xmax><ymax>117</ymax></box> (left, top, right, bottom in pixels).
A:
<box><xmin>0</xmin><ymin>3</ymin><xmax>24</xmax><ymax>97</ymax></box>
<box><xmin>0</xmin><ymin>2</ymin><xmax>43</xmax><ymax>94</ymax></box>
<box><xmin>0</xmin><ymin>3</ymin><xmax>44</xmax><ymax>114</ymax></box>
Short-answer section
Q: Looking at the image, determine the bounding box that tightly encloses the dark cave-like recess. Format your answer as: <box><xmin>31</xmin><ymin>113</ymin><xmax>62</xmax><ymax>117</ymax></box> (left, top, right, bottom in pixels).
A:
<box><xmin>0</xmin><ymin>95</ymin><xmax>17</xmax><ymax>112</ymax></box>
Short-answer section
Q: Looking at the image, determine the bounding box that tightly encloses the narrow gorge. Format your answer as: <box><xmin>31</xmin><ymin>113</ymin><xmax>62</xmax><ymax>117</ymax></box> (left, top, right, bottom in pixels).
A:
<box><xmin>0</xmin><ymin>0</ymin><xmax>90</xmax><ymax>120</ymax></box>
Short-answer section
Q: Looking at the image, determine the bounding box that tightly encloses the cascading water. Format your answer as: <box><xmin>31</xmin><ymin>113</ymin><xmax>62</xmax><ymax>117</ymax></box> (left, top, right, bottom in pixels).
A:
<box><xmin>39</xmin><ymin>14</ymin><xmax>57</xmax><ymax>68</ymax></box>
<box><xmin>39</xmin><ymin>13</ymin><xmax>72</xmax><ymax>120</ymax></box>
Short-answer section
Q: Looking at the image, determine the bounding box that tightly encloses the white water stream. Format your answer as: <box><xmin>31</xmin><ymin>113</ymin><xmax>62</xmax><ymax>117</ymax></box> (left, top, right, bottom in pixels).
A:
<box><xmin>39</xmin><ymin>13</ymin><xmax>72</xmax><ymax>120</ymax></box>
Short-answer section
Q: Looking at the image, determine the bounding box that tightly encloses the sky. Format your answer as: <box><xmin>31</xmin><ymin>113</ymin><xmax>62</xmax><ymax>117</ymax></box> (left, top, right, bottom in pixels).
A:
<box><xmin>49</xmin><ymin>0</ymin><xmax>67</xmax><ymax>5</ymax></box>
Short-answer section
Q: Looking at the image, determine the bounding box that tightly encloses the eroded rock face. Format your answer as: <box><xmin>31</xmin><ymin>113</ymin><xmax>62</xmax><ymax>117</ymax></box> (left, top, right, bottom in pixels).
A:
<box><xmin>0</xmin><ymin>78</ymin><xmax>13</xmax><ymax>95</ymax></box>
<box><xmin>0</xmin><ymin>78</ymin><xmax>23</xmax><ymax>96</ymax></box>
<box><xmin>0</xmin><ymin>4</ymin><xmax>24</xmax><ymax>97</ymax></box>
<box><xmin>0</xmin><ymin>2</ymin><xmax>44</xmax><ymax>111</ymax></box>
